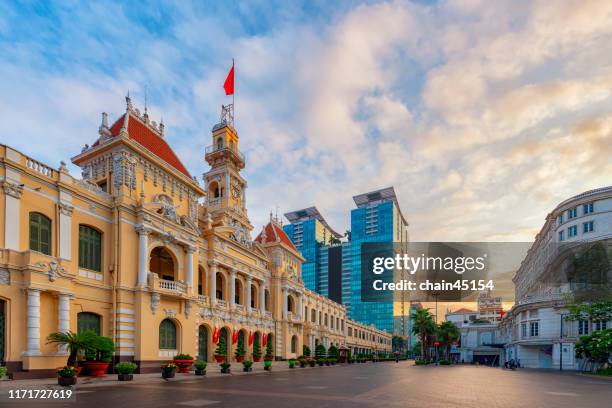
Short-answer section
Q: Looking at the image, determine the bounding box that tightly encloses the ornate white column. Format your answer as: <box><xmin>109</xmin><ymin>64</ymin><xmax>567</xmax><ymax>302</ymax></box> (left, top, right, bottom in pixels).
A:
<box><xmin>209</xmin><ymin>261</ymin><xmax>217</xmax><ymax>306</ymax></box>
<box><xmin>186</xmin><ymin>246</ymin><xmax>196</xmax><ymax>288</ymax></box>
<box><xmin>229</xmin><ymin>269</ymin><xmax>236</xmax><ymax>307</ymax></box>
<box><xmin>58</xmin><ymin>293</ymin><xmax>71</xmax><ymax>353</ymax></box>
<box><xmin>259</xmin><ymin>283</ymin><xmax>266</xmax><ymax>315</ymax></box>
<box><xmin>136</xmin><ymin>225</ymin><xmax>151</xmax><ymax>287</ymax></box>
<box><xmin>26</xmin><ymin>288</ymin><xmax>41</xmax><ymax>355</ymax></box>
<box><xmin>298</xmin><ymin>292</ymin><xmax>303</xmax><ymax>321</ymax></box>
<box><xmin>246</xmin><ymin>277</ymin><xmax>252</xmax><ymax>310</ymax></box>
<box><xmin>58</xmin><ymin>202</ymin><xmax>73</xmax><ymax>260</ymax></box>
<box><xmin>282</xmin><ymin>287</ymin><xmax>288</xmax><ymax>320</ymax></box>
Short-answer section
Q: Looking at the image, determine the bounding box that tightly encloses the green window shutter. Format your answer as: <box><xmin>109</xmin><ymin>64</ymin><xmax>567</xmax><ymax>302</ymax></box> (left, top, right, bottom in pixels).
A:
<box><xmin>77</xmin><ymin>312</ymin><xmax>101</xmax><ymax>335</ymax></box>
<box><xmin>159</xmin><ymin>319</ymin><xmax>177</xmax><ymax>349</ymax></box>
<box><xmin>29</xmin><ymin>213</ymin><xmax>51</xmax><ymax>255</ymax></box>
<box><xmin>79</xmin><ymin>226</ymin><xmax>102</xmax><ymax>272</ymax></box>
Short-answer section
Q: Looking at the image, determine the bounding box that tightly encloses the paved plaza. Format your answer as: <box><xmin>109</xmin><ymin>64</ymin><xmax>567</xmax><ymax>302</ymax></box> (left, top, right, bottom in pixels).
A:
<box><xmin>2</xmin><ymin>362</ymin><xmax>611</xmax><ymax>408</ymax></box>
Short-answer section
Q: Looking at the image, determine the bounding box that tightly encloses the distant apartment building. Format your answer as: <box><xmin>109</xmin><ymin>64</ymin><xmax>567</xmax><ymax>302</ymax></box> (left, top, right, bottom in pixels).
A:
<box><xmin>284</xmin><ymin>187</ymin><xmax>409</xmax><ymax>333</ymax></box>
<box><xmin>477</xmin><ymin>291</ymin><xmax>503</xmax><ymax>323</ymax></box>
<box><xmin>500</xmin><ymin>186</ymin><xmax>612</xmax><ymax>370</ymax></box>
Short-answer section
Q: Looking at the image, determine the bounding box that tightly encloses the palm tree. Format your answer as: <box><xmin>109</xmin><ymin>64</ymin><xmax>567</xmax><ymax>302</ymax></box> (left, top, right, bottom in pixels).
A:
<box><xmin>411</xmin><ymin>309</ymin><xmax>435</xmax><ymax>360</ymax></box>
<box><xmin>437</xmin><ymin>321</ymin><xmax>460</xmax><ymax>360</ymax></box>
<box><xmin>47</xmin><ymin>331</ymin><xmax>97</xmax><ymax>367</ymax></box>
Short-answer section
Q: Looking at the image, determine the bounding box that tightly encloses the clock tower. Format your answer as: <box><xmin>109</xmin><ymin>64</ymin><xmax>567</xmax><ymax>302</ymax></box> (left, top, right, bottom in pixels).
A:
<box><xmin>203</xmin><ymin>115</ymin><xmax>252</xmax><ymax>244</ymax></box>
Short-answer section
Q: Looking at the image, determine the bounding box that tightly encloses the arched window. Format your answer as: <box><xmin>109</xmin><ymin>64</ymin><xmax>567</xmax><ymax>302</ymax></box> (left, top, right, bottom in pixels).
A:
<box><xmin>79</xmin><ymin>225</ymin><xmax>101</xmax><ymax>272</ymax></box>
<box><xmin>265</xmin><ymin>289</ymin><xmax>271</xmax><ymax>311</ymax></box>
<box><xmin>210</xmin><ymin>182</ymin><xmax>221</xmax><ymax>199</ymax></box>
<box><xmin>150</xmin><ymin>247</ymin><xmax>175</xmax><ymax>281</ymax></box>
<box><xmin>77</xmin><ymin>312</ymin><xmax>101</xmax><ymax>335</ymax></box>
<box><xmin>216</xmin><ymin>273</ymin><xmax>224</xmax><ymax>300</ymax></box>
<box><xmin>287</xmin><ymin>296</ymin><xmax>295</xmax><ymax>313</ymax></box>
<box><xmin>216</xmin><ymin>137</ymin><xmax>224</xmax><ymax>150</ymax></box>
<box><xmin>159</xmin><ymin>319</ymin><xmax>177</xmax><ymax>350</ymax></box>
<box><xmin>311</xmin><ymin>309</ymin><xmax>316</xmax><ymax>322</ymax></box>
<box><xmin>250</xmin><ymin>284</ymin><xmax>257</xmax><ymax>308</ymax></box>
<box><xmin>291</xmin><ymin>335</ymin><xmax>298</xmax><ymax>354</ymax></box>
<box><xmin>235</xmin><ymin>279</ymin><xmax>243</xmax><ymax>305</ymax></box>
<box><xmin>198</xmin><ymin>266</ymin><xmax>205</xmax><ymax>295</ymax></box>
<box><xmin>29</xmin><ymin>212</ymin><xmax>51</xmax><ymax>255</ymax></box>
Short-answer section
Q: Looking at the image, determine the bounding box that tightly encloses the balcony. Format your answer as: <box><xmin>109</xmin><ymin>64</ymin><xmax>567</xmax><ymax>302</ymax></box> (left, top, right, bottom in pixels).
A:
<box><xmin>197</xmin><ymin>294</ymin><xmax>209</xmax><ymax>305</ymax></box>
<box><xmin>216</xmin><ymin>299</ymin><xmax>228</xmax><ymax>308</ymax></box>
<box><xmin>148</xmin><ymin>273</ymin><xmax>187</xmax><ymax>296</ymax></box>
<box><xmin>205</xmin><ymin>145</ymin><xmax>245</xmax><ymax>167</ymax></box>
<box><xmin>265</xmin><ymin>311</ymin><xmax>272</xmax><ymax>320</ymax></box>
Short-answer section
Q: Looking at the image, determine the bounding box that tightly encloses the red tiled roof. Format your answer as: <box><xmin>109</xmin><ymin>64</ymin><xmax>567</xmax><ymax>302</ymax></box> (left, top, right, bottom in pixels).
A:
<box><xmin>448</xmin><ymin>308</ymin><xmax>475</xmax><ymax>315</ymax></box>
<box><xmin>255</xmin><ymin>222</ymin><xmax>298</xmax><ymax>252</ymax></box>
<box><xmin>100</xmin><ymin>113</ymin><xmax>191</xmax><ymax>178</ymax></box>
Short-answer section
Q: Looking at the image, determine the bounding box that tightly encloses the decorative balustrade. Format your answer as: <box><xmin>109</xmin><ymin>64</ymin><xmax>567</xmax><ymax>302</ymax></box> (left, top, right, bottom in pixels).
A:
<box><xmin>208</xmin><ymin>197</ymin><xmax>221</xmax><ymax>206</ymax></box>
<box><xmin>216</xmin><ymin>299</ymin><xmax>228</xmax><ymax>308</ymax></box>
<box><xmin>265</xmin><ymin>311</ymin><xmax>272</xmax><ymax>320</ymax></box>
<box><xmin>204</xmin><ymin>145</ymin><xmax>245</xmax><ymax>162</ymax></box>
<box><xmin>197</xmin><ymin>294</ymin><xmax>209</xmax><ymax>304</ymax></box>
<box><xmin>158</xmin><ymin>279</ymin><xmax>186</xmax><ymax>294</ymax></box>
<box><xmin>26</xmin><ymin>158</ymin><xmax>54</xmax><ymax>178</ymax></box>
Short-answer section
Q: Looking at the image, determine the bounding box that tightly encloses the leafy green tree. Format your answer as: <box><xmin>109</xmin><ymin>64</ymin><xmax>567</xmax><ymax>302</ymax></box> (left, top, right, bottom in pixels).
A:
<box><xmin>328</xmin><ymin>345</ymin><xmax>339</xmax><ymax>359</ymax></box>
<box><xmin>437</xmin><ymin>321</ymin><xmax>460</xmax><ymax>360</ymax></box>
<box><xmin>575</xmin><ymin>329</ymin><xmax>612</xmax><ymax>368</ymax></box>
<box><xmin>303</xmin><ymin>345</ymin><xmax>311</xmax><ymax>357</ymax></box>
<box><xmin>411</xmin><ymin>309</ymin><xmax>436</xmax><ymax>360</ymax></box>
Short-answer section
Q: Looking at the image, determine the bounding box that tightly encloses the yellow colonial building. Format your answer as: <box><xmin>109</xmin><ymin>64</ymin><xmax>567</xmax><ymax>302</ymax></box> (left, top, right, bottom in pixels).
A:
<box><xmin>0</xmin><ymin>98</ymin><xmax>391</xmax><ymax>378</ymax></box>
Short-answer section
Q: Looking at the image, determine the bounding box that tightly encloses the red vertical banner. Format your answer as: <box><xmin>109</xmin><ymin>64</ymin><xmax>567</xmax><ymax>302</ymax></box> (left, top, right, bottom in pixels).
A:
<box><xmin>248</xmin><ymin>331</ymin><xmax>254</xmax><ymax>346</ymax></box>
<box><xmin>213</xmin><ymin>328</ymin><xmax>220</xmax><ymax>344</ymax></box>
<box><xmin>232</xmin><ymin>330</ymin><xmax>239</xmax><ymax>345</ymax></box>
<box><xmin>262</xmin><ymin>334</ymin><xmax>268</xmax><ymax>347</ymax></box>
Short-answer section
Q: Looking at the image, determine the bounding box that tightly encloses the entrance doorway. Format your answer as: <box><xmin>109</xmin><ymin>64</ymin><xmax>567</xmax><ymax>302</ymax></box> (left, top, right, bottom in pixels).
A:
<box><xmin>198</xmin><ymin>326</ymin><xmax>208</xmax><ymax>362</ymax></box>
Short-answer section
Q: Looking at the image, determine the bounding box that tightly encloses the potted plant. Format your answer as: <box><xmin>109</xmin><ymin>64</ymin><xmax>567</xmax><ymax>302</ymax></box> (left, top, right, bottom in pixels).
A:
<box><xmin>220</xmin><ymin>362</ymin><xmax>231</xmax><ymax>374</ymax></box>
<box><xmin>46</xmin><ymin>330</ymin><xmax>97</xmax><ymax>375</ymax></box>
<box><xmin>115</xmin><ymin>362</ymin><xmax>137</xmax><ymax>381</ymax></box>
<box><xmin>298</xmin><ymin>357</ymin><xmax>307</xmax><ymax>368</ymax></box>
<box><xmin>214</xmin><ymin>336</ymin><xmax>227</xmax><ymax>363</ymax></box>
<box><xmin>288</xmin><ymin>359</ymin><xmax>296</xmax><ymax>369</ymax></box>
<box><xmin>194</xmin><ymin>361</ymin><xmax>207</xmax><ymax>376</ymax></box>
<box><xmin>325</xmin><ymin>358</ymin><xmax>331</xmax><ymax>366</ymax></box>
<box><xmin>263</xmin><ymin>339</ymin><xmax>274</xmax><ymax>371</ymax></box>
<box><xmin>234</xmin><ymin>336</ymin><xmax>246</xmax><ymax>363</ymax></box>
<box><xmin>57</xmin><ymin>366</ymin><xmax>78</xmax><ymax>386</ymax></box>
<box><xmin>253</xmin><ymin>339</ymin><xmax>262</xmax><ymax>362</ymax></box>
<box><xmin>83</xmin><ymin>335</ymin><xmax>115</xmax><ymax>377</ymax></box>
<box><xmin>315</xmin><ymin>344</ymin><xmax>327</xmax><ymax>363</ymax></box>
<box><xmin>0</xmin><ymin>366</ymin><xmax>7</xmax><ymax>380</ymax></box>
<box><xmin>242</xmin><ymin>360</ymin><xmax>253</xmax><ymax>372</ymax></box>
<box><xmin>161</xmin><ymin>363</ymin><xmax>177</xmax><ymax>379</ymax></box>
<box><xmin>173</xmin><ymin>353</ymin><xmax>194</xmax><ymax>374</ymax></box>
<box><xmin>316</xmin><ymin>358</ymin><xmax>325</xmax><ymax>366</ymax></box>
<box><xmin>308</xmin><ymin>358</ymin><xmax>316</xmax><ymax>367</ymax></box>
<box><xmin>329</xmin><ymin>358</ymin><xmax>337</xmax><ymax>366</ymax></box>
<box><xmin>303</xmin><ymin>345</ymin><xmax>311</xmax><ymax>358</ymax></box>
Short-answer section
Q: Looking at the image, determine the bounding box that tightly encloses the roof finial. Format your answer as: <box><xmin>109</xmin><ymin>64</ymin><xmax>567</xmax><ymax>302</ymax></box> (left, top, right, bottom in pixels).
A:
<box><xmin>143</xmin><ymin>86</ymin><xmax>149</xmax><ymax>123</ymax></box>
<box><xmin>159</xmin><ymin>117</ymin><xmax>165</xmax><ymax>137</ymax></box>
<box><xmin>125</xmin><ymin>91</ymin><xmax>133</xmax><ymax>111</ymax></box>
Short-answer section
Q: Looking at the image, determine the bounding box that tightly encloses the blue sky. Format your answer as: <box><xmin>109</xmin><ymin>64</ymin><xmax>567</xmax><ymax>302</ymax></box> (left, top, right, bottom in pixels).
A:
<box><xmin>1</xmin><ymin>0</ymin><xmax>611</xmax><ymax>241</ymax></box>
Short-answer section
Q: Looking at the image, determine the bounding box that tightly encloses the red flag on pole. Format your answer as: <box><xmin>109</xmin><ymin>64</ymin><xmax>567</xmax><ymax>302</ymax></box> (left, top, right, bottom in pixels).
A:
<box><xmin>223</xmin><ymin>62</ymin><xmax>234</xmax><ymax>96</ymax></box>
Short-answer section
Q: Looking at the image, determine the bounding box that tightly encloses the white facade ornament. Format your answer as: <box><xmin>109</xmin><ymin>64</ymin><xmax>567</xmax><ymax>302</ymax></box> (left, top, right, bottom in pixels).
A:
<box><xmin>58</xmin><ymin>203</ymin><xmax>74</xmax><ymax>217</ymax></box>
<box><xmin>151</xmin><ymin>292</ymin><xmax>160</xmax><ymax>314</ymax></box>
<box><xmin>2</xmin><ymin>181</ymin><xmax>23</xmax><ymax>199</ymax></box>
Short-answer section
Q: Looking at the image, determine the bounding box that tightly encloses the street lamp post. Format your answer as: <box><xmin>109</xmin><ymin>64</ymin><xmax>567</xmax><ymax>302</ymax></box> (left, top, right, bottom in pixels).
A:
<box><xmin>559</xmin><ymin>312</ymin><xmax>567</xmax><ymax>371</ymax></box>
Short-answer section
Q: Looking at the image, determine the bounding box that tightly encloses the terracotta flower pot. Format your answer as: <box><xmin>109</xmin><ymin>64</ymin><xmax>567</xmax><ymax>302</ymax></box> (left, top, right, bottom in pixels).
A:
<box><xmin>174</xmin><ymin>359</ymin><xmax>194</xmax><ymax>374</ymax></box>
<box><xmin>214</xmin><ymin>355</ymin><xmax>226</xmax><ymax>363</ymax></box>
<box><xmin>84</xmin><ymin>361</ymin><xmax>110</xmax><ymax>377</ymax></box>
<box><xmin>235</xmin><ymin>356</ymin><xmax>245</xmax><ymax>363</ymax></box>
<box><xmin>253</xmin><ymin>356</ymin><xmax>262</xmax><ymax>362</ymax></box>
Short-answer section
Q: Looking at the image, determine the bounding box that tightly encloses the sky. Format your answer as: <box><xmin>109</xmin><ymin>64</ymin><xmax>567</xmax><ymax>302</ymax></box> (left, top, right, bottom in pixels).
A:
<box><xmin>1</xmin><ymin>0</ymin><xmax>611</xmax><ymax>242</ymax></box>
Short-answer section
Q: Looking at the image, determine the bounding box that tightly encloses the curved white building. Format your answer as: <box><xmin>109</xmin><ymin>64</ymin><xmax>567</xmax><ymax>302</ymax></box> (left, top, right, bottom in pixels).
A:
<box><xmin>501</xmin><ymin>186</ymin><xmax>612</xmax><ymax>370</ymax></box>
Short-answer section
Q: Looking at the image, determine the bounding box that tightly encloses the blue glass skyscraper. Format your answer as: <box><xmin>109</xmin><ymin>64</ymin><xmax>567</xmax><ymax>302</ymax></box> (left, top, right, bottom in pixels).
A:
<box><xmin>284</xmin><ymin>187</ymin><xmax>409</xmax><ymax>334</ymax></box>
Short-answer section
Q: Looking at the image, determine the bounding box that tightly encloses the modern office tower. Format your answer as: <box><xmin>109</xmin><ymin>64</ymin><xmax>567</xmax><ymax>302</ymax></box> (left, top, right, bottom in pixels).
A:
<box><xmin>350</xmin><ymin>187</ymin><xmax>409</xmax><ymax>333</ymax></box>
<box><xmin>283</xmin><ymin>207</ymin><xmax>341</xmax><ymax>294</ymax></box>
<box><xmin>284</xmin><ymin>187</ymin><xmax>409</xmax><ymax>333</ymax></box>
